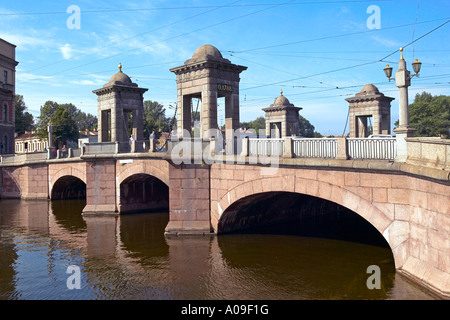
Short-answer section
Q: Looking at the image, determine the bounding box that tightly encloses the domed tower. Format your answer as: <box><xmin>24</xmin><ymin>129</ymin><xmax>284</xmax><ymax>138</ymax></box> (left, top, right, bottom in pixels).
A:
<box><xmin>345</xmin><ymin>84</ymin><xmax>394</xmax><ymax>138</ymax></box>
<box><xmin>170</xmin><ymin>44</ymin><xmax>247</xmax><ymax>140</ymax></box>
<box><xmin>262</xmin><ymin>90</ymin><xmax>302</xmax><ymax>138</ymax></box>
<box><xmin>93</xmin><ymin>63</ymin><xmax>148</xmax><ymax>150</ymax></box>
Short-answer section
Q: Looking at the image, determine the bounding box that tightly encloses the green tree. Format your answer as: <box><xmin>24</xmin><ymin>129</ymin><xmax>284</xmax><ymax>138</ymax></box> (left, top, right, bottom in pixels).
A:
<box><xmin>395</xmin><ymin>92</ymin><xmax>450</xmax><ymax>138</ymax></box>
<box><xmin>51</xmin><ymin>106</ymin><xmax>79</xmax><ymax>148</ymax></box>
<box><xmin>142</xmin><ymin>100</ymin><xmax>171</xmax><ymax>139</ymax></box>
<box><xmin>35</xmin><ymin>101</ymin><xmax>60</xmax><ymax>139</ymax></box>
<box><xmin>298</xmin><ymin>114</ymin><xmax>316</xmax><ymax>137</ymax></box>
<box><xmin>240</xmin><ymin>116</ymin><xmax>266</xmax><ymax>132</ymax></box>
<box><xmin>14</xmin><ymin>94</ymin><xmax>34</xmax><ymax>135</ymax></box>
<box><xmin>35</xmin><ymin>101</ymin><xmax>80</xmax><ymax>147</ymax></box>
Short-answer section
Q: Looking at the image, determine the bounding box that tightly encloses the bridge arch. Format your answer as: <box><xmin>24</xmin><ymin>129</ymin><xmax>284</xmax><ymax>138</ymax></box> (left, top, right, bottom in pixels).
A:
<box><xmin>213</xmin><ymin>175</ymin><xmax>406</xmax><ymax>268</ymax></box>
<box><xmin>118</xmin><ymin>173</ymin><xmax>169</xmax><ymax>213</ymax></box>
<box><xmin>116</xmin><ymin>160</ymin><xmax>169</xmax><ymax>187</ymax></box>
<box><xmin>49</xmin><ymin>167</ymin><xmax>87</xmax><ymax>200</ymax></box>
<box><xmin>51</xmin><ymin>175</ymin><xmax>86</xmax><ymax>200</ymax></box>
<box><xmin>0</xmin><ymin>168</ymin><xmax>21</xmax><ymax>198</ymax></box>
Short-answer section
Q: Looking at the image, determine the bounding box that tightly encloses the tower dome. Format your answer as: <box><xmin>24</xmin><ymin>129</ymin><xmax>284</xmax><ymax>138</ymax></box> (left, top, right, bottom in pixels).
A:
<box><xmin>273</xmin><ymin>90</ymin><xmax>291</xmax><ymax>106</ymax></box>
<box><xmin>104</xmin><ymin>63</ymin><xmax>136</xmax><ymax>87</ymax></box>
<box><xmin>191</xmin><ymin>44</ymin><xmax>223</xmax><ymax>60</ymax></box>
<box><xmin>360</xmin><ymin>83</ymin><xmax>380</xmax><ymax>94</ymax></box>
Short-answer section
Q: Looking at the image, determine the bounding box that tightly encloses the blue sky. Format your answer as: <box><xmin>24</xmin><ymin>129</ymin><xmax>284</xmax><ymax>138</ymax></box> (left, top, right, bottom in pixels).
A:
<box><xmin>1</xmin><ymin>0</ymin><xmax>449</xmax><ymax>136</ymax></box>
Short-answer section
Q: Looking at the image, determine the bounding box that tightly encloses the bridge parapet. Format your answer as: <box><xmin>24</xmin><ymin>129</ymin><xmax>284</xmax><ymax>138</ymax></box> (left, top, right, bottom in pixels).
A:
<box><xmin>406</xmin><ymin>137</ymin><xmax>449</xmax><ymax>171</ymax></box>
<box><xmin>0</xmin><ymin>148</ymin><xmax>82</xmax><ymax>165</ymax></box>
<box><xmin>244</xmin><ymin>136</ymin><xmax>396</xmax><ymax>161</ymax></box>
<box><xmin>0</xmin><ymin>152</ymin><xmax>47</xmax><ymax>165</ymax></box>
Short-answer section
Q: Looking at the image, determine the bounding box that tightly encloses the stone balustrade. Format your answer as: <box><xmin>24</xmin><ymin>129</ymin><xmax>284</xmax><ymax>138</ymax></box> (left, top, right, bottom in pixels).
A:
<box><xmin>406</xmin><ymin>137</ymin><xmax>450</xmax><ymax>170</ymax></box>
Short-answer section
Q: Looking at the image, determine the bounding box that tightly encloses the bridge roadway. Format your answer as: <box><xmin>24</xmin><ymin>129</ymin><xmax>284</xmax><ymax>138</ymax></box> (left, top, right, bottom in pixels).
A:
<box><xmin>0</xmin><ymin>143</ymin><xmax>449</xmax><ymax>298</ymax></box>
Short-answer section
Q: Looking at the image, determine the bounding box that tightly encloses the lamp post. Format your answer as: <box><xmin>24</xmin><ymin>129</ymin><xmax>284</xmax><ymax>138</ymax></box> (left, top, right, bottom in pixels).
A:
<box><xmin>383</xmin><ymin>48</ymin><xmax>422</xmax><ymax>162</ymax></box>
<box><xmin>47</xmin><ymin>121</ymin><xmax>54</xmax><ymax>158</ymax></box>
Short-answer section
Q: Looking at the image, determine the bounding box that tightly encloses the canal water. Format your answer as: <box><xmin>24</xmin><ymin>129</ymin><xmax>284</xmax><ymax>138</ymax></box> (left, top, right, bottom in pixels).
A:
<box><xmin>0</xmin><ymin>199</ymin><xmax>437</xmax><ymax>300</ymax></box>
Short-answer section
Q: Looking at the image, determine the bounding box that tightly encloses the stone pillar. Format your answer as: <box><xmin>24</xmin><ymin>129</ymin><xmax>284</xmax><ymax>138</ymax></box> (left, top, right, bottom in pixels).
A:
<box><xmin>47</xmin><ymin>122</ymin><xmax>54</xmax><ymax>149</ymax></box>
<box><xmin>336</xmin><ymin>137</ymin><xmax>349</xmax><ymax>160</ymax></box>
<box><xmin>111</xmin><ymin>103</ymin><xmax>118</xmax><ymax>142</ymax></box>
<box><xmin>99</xmin><ymin>110</ymin><xmax>108</xmax><ymax>142</ymax></box>
<box><xmin>178</xmin><ymin>95</ymin><xmax>192</xmax><ymax>138</ymax></box>
<box><xmin>201</xmin><ymin>84</ymin><xmax>218</xmax><ymax>139</ymax></box>
<box><xmin>165</xmin><ymin>163</ymin><xmax>212</xmax><ymax>235</ymax></box>
<box><xmin>283</xmin><ymin>137</ymin><xmax>294</xmax><ymax>158</ymax></box>
<box><xmin>393</xmin><ymin>56</ymin><xmax>416</xmax><ymax>162</ymax></box>
<box><xmin>149</xmin><ymin>138</ymin><xmax>156</xmax><ymax>152</ymax></box>
<box><xmin>82</xmin><ymin>159</ymin><xmax>117</xmax><ymax>215</ymax></box>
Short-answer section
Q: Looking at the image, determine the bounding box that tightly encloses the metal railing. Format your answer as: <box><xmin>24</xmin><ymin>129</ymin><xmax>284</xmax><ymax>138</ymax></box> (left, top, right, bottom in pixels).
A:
<box><xmin>293</xmin><ymin>138</ymin><xmax>338</xmax><ymax>158</ymax></box>
<box><xmin>347</xmin><ymin>138</ymin><xmax>396</xmax><ymax>160</ymax></box>
<box><xmin>249</xmin><ymin>138</ymin><xmax>284</xmax><ymax>157</ymax></box>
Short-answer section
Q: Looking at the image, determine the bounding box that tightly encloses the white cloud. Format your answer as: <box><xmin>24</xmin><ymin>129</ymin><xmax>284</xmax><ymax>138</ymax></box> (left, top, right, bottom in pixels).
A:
<box><xmin>0</xmin><ymin>31</ymin><xmax>51</xmax><ymax>49</ymax></box>
<box><xmin>371</xmin><ymin>35</ymin><xmax>401</xmax><ymax>48</ymax></box>
<box><xmin>60</xmin><ymin>43</ymin><xmax>73</xmax><ymax>60</ymax></box>
<box><xmin>17</xmin><ymin>72</ymin><xmax>57</xmax><ymax>82</ymax></box>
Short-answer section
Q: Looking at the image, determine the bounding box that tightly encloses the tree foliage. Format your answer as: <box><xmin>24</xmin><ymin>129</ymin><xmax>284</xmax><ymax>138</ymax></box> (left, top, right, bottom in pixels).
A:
<box><xmin>240</xmin><ymin>116</ymin><xmax>266</xmax><ymax>132</ymax></box>
<box><xmin>51</xmin><ymin>106</ymin><xmax>79</xmax><ymax>148</ymax></box>
<box><xmin>395</xmin><ymin>92</ymin><xmax>450</xmax><ymax>138</ymax></box>
<box><xmin>298</xmin><ymin>115</ymin><xmax>316</xmax><ymax>137</ymax></box>
<box><xmin>240</xmin><ymin>115</ymin><xmax>323</xmax><ymax>137</ymax></box>
<box><xmin>142</xmin><ymin>100</ymin><xmax>172</xmax><ymax>139</ymax></box>
<box><xmin>35</xmin><ymin>101</ymin><xmax>82</xmax><ymax>147</ymax></box>
<box><xmin>14</xmin><ymin>94</ymin><xmax>34</xmax><ymax>135</ymax></box>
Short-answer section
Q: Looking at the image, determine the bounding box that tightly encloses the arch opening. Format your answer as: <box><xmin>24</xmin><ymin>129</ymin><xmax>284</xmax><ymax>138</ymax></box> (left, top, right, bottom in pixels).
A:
<box><xmin>51</xmin><ymin>176</ymin><xmax>86</xmax><ymax>200</ymax></box>
<box><xmin>119</xmin><ymin>173</ymin><xmax>169</xmax><ymax>214</ymax></box>
<box><xmin>218</xmin><ymin>192</ymin><xmax>391</xmax><ymax>249</ymax></box>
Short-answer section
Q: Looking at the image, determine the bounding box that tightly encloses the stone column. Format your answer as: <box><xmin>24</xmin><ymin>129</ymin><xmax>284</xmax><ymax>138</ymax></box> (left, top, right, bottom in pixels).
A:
<box><xmin>82</xmin><ymin>160</ymin><xmax>117</xmax><ymax>215</ymax></box>
<box><xmin>283</xmin><ymin>137</ymin><xmax>294</xmax><ymax>158</ymax></box>
<box><xmin>99</xmin><ymin>110</ymin><xmax>109</xmax><ymax>142</ymax></box>
<box><xmin>111</xmin><ymin>103</ymin><xmax>118</xmax><ymax>142</ymax></box>
<box><xmin>336</xmin><ymin>137</ymin><xmax>349</xmax><ymax>160</ymax></box>
<box><xmin>47</xmin><ymin>122</ymin><xmax>54</xmax><ymax>149</ymax></box>
<box><xmin>201</xmin><ymin>84</ymin><xmax>217</xmax><ymax>139</ymax></box>
<box><xmin>178</xmin><ymin>95</ymin><xmax>192</xmax><ymax>138</ymax></box>
<box><xmin>393</xmin><ymin>56</ymin><xmax>416</xmax><ymax>162</ymax></box>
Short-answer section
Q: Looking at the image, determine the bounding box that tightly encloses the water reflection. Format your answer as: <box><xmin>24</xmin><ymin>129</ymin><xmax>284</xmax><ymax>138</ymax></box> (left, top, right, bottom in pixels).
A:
<box><xmin>0</xmin><ymin>199</ymin><xmax>438</xmax><ymax>300</ymax></box>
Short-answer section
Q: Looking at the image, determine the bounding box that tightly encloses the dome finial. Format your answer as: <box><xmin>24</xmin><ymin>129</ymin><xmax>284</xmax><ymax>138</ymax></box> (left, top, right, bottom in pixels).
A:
<box><xmin>118</xmin><ymin>62</ymin><xmax>122</xmax><ymax>72</ymax></box>
<box><xmin>280</xmin><ymin>89</ymin><xmax>283</xmax><ymax>95</ymax></box>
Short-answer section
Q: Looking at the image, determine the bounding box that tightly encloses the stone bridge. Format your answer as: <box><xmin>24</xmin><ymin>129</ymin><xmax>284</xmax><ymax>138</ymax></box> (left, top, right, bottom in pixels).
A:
<box><xmin>0</xmin><ymin>136</ymin><xmax>449</xmax><ymax>298</ymax></box>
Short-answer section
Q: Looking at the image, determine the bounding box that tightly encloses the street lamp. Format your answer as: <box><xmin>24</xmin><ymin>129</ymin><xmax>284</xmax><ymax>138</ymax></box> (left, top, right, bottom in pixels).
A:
<box><xmin>383</xmin><ymin>47</ymin><xmax>421</xmax><ymax>162</ymax></box>
<box><xmin>383</xmin><ymin>48</ymin><xmax>422</xmax><ymax>82</ymax></box>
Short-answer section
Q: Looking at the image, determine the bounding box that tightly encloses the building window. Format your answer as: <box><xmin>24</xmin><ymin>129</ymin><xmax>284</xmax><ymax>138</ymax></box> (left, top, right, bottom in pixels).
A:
<box><xmin>3</xmin><ymin>71</ymin><xmax>7</xmax><ymax>84</ymax></box>
<box><xmin>2</xmin><ymin>103</ymin><xmax>7</xmax><ymax>123</ymax></box>
<box><xmin>4</xmin><ymin>135</ymin><xmax>8</xmax><ymax>154</ymax></box>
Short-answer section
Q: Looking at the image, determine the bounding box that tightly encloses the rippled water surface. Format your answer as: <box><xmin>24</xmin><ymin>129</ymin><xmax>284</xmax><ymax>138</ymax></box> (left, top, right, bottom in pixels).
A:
<box><xmin>0</xmin><ymin>199</ymin><xmax>437</xmax><ymax>300</ymax></box>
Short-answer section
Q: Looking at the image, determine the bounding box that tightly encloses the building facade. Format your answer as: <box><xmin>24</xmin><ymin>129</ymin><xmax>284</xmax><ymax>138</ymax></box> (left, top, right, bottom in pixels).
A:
<box><xmin>15</xmin><ymin>132</ymin><xmax>49</xmax><ymax>153</ymax></box>
<box><xmin>0</xmin><ymin>38</ymin><xmax>18</xmax><ymax>154</ymax></box>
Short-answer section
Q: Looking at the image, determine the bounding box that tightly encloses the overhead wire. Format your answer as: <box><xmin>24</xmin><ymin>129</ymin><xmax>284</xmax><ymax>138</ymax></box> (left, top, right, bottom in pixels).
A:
<box><xmin>238</xmin><ymin>18</ymin><xmax>450</xmax><ymax>92</ymax></box>
<box><xmin>0</xmin><ymin>1</ymin><xmax>393</xmax><ymax>16</ymax></box>
<box><xmin>35</xmin><ymin>0</ymin><xmax>300</xmax><ymax>78</ymax></box>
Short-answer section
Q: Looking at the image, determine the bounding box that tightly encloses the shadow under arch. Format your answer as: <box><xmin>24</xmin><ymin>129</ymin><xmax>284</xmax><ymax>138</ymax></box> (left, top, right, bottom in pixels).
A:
<box><xmin>216</xmin><ymin>191</ymin><xmax>398</xmax><ymax>299</ymax></box>
<box><xmin>218</xmin><ymin>191</ymin><xmax>391</xmax><ymax>249</ymax></box>
<box><xmin>51</xmin><ymin>175</ymin><xmax>86</xmax><ymax>200</ymax></box>
<box><xmin>119</xmin><ymin>173</ymin><xmax>169</xmax><ymax>214</ymax></box>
